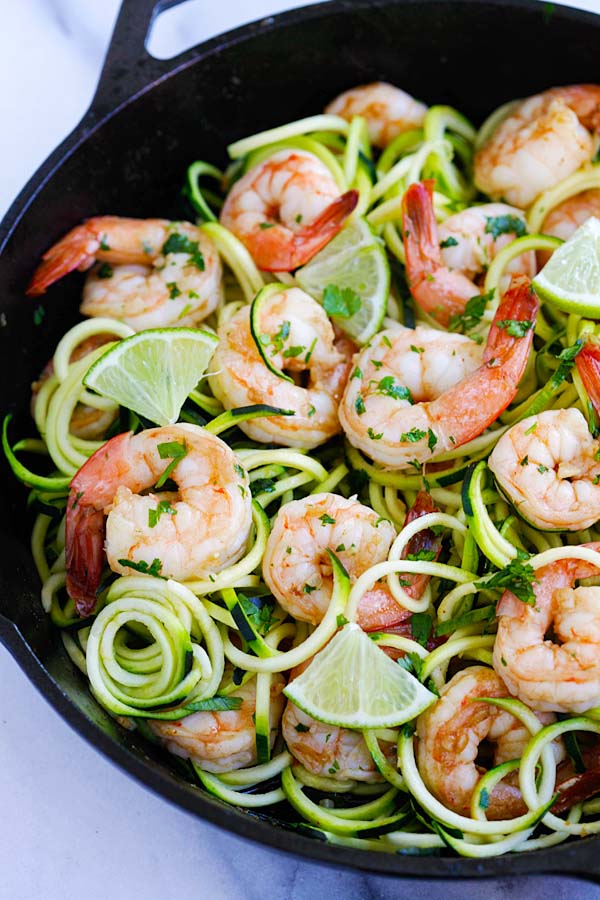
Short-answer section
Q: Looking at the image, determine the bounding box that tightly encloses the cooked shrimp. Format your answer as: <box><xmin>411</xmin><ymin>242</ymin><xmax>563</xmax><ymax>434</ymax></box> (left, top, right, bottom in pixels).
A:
<box><xmin>324</xmin><ymin>82</ymin><xmax>427</xmax><ymax>148</ymax></box>
<box><xmin>31</xmin><ymin>333</ymin><xmax>116</xmax><ymax>440</ymax></box>
<box><xmin>27</xmin><ymin>217</ymin><xmax>223</xmax><ymax>329</ymax></box>
<box><xmin>262</xmin><ymin>491</ymin><xmax>442</xmax><ymax>631</ymax></box>
<box><xmin>416</xmin><ymin>667</ymin><xmax>559</xmax><ymax>818</ymax></box>
<box><xmin>537</xmin><ymin>190</ymin><xmax>600</xmax><ymax>265</ymax></box>
<box><xmin>488</xmin><ymin>408</ymin><xmax>600</xmax><ymax>531</ymax></box>
<box><xmin>340</xmin><ymin>275</ymin><xmax>538</xmax><ymax>468</ymax></box>
<box><xmin>209</xmin><ymin>287</ymin><xmax>352</xmax><ymax>449</ymax></box>
<box><xmin>282</xmin><ymin>658</ymin><xmax>395</xmax><ymax>782</ymax></box>
<box><xmin>493</xmin><ymin>542</ymin><xmax>600</xmax><ymax>713</ymax></box>
<box><xmin>402</xmin><ymin>180</ymin><xmax>535</xmax><ymax>326</ymax></box>
<box><xmin>149</xmin><ymin>673</ymin><xmax>285</xmax><ymax>773</ymax></box>
<box><xmin>219</xmin><ymin>149</ymin><xmax>357</xmax><ymax>271</ymax></box>
<box><xmin>474</xmin><ymin>85</ymin><xmax>600</xmax><ymax>208</ymax></box>
<box><xmin>66</xmin><ymin>424</ymin><xmax>252</xmax><ymax>615</ymax></box>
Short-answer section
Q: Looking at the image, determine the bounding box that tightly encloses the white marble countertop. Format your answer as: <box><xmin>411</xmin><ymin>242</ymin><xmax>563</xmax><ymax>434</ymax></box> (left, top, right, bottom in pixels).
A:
<box><xmin>2</xmin><ymin>2</ymin><xmax>600</xmax><ymax>898</ymax></box>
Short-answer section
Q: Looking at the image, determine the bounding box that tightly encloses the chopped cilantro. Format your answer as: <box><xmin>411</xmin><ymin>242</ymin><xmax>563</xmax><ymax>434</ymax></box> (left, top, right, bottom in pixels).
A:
<box><xmin>282</xmin><ymin>345</ymin><xmax>305</xmax><ymax>358</ymax></box>
<box><xmin>328</xmin><ymin>760</ymin><xmax>340</xmax><ymax>774</ymax></box>
<box><xmin>155</xmin><ymin>440</ymin><xmax>187</xmax><ymax>488</ymax></box>
<box><xmin>259</xmin><ymin>222</ymin><xmax>276</xmax><ymax>229</ymax></box>
<box><xmin>376</xmin><ymin>376</ymin><xmax>413</xmax><ymax>403</ymax></box>
<box><xmin>485</xmin><ymin>215</ymin><xmax>527</xmax><ymax>240</ymax></box>
<box><xmin>118</xmin><ymin>558</ymin><xmax>164</xmax><ymax>578</ymax></box>
<box><xmin>99</xmin><ymin>235</ymin><xmax>110</xmax><ymax>251</ymax></box>
<box><xmin>397</xmin><ymin>652</ymin><xmax>423</xmax><ymax>679</ymax></box>
<box><xmin>335</xmin><ymin>543</ymin><xmax>346</xmax><ymax>552</ymax></box>
<box><xmin>367</xmin><ymin>427</ymin><xmax>383</xmax><ymax>440</ymax></box>
<box><xmin>382</xmin><ymin>335</ymin><xmax>392</xmax><ymax>348</ymax></box>
<box><xmin>238</xmin><ymin>593</ymin><xmax>278</xmax><ymax>636</ymax></box>
<box><xmin>410</xmin><ymin>612</ymin><xmax>433</xmax><ymax>646</ymax></box>
<box><xmin>351</xmin><ymin>367</ymin><xmax>363</xmax><ymax>381</ymax></box>
<box><xmin>355</xmin><ymin>396</ymin><xmax>366</xmax><ymax>415</ymax></box>
<box><xmin>305</xmin><ymin>337</ymin><xmax>317</xmax><ymax>364</ymax></box>
<box><xmin>336</xmin><ymin>614</ymin><xmax>349</xmax><ymax>628</ymax></box>
<box><xmin>449</xmin><ymin>291</ymin><xmax>492</xmax><ymax>333</ymax></box>
<box><xmin>400</xmin><ymin>428</ymin><xmax>426</xmax><ymax>443</ymax></box>
<box><xmin>167</xmin><ymin>282</ymin><xmax>181</xmax><ymax>299</ymax></box>
<box><xmin>440</xmin><ymin>236</ymin><xmax>459</xmax><ymax>249</ymax></box>
<box><xmin>427</xmin><ymin>428</ymin><xmax>438</xmax><ymax>452</ymax></box>
<box><xmin>295</xmin><ymin>722</ymin><xmax>310</xmax><ymax>733</ymax></box>
<box><xmin>303</xmin><ymin>583</ymin><xmax>317</xmax><ymax>594</ymax></box>
<box><xmin>98</xmin><ymin>263</ymin><xmax>113</xmax><ymax>279</ymax></box>
<box><xmin>319</xmin><ymin>513</ymin><xmax>336</xmax><ymax>525</ymax></box>
<box><xmin>307</xmin><ymin>405</ymin><xmax>316</xmax><ymax>417</ymax></box>
<box><xmin>519</xmin><ymin>455</ymin><xmax>529</xmax><ymax>467</ymax></box>
<box><xmin>234</xmin><ymin>463</ymin><xmax>245</xmax><ymax>478</ymax></box>
<box><xmin>250</xmin><ymin>477</ymin><xmax>276</xmax><ymax>496</ymax></box>
<box><xmin>33</xmin><ymin>305</ymin><xmax>45</xmax><ymax>325</ymax></box>
<box><xmin>407</xmin><ymin>549</ymin><xmax>436</xmax><ymax>562</ymax></box>
<box><xmin>148</xmin><ymin>500</ymin><xmax>177</xmax><ymax>528</ymax></box>
<box><xmin>162</xmin><ymin>233</ymin><xmax>205</xmax><ymax>270</ymax></box>
<box><xmin>537</xmin><ymin>464</ymin><xmax>548</xmax><ymax>474</ymax></box>
<box><xmin>322</xmin><ymin>284</ymin><xmax>362</xmax><ymax>318</ymax></box>
<box><xmin>477</xmin><ymin>558</ymin><xmax>537</xmax><ymax>606</ymax></box>
<box><xmin>188</xmin><ymin>289</ymin><xmax>199</xmax><ymax>299</ymax></box>
<box><xmin>496</xmin><ymin>319</ymin><xmax>533</xmax><ymax>338</ymax></box>
<box><xmin>411</xmin><ymin>345</ymin><xmax>425</xmax><ymax>354</ymax></box>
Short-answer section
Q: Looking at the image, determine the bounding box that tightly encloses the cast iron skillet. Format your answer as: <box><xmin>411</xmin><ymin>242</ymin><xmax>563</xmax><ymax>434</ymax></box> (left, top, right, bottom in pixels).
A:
<box><xmin>2</xmin><ymin>0</ymin><xmax>600</xmax><ymax>881</ymax></box>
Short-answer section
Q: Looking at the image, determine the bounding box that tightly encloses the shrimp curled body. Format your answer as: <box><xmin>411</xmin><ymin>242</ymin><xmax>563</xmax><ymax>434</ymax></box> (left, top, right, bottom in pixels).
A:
<box><xmin>209</xmin><ymin>287</ymin><xmax>352</xmax><ymax>448</ymax></box>
<box><xmin>493</xmin><ymin>543</ymin><xmax>600</xmax><ymax>713</ymax></box>
<box><xmin>27</xmin><ymin>217</ymin><xmax>223</xmax><ymax>330</ymax></box>
<box><xmin>489</xmin><ymin>408</ymin><xmax>600</xmax><ymax>531</ymax></box>
<box><xmin>149</xmin><ymin>673</ymin><xmax>285</xmax><ymax>773</ymax></box>
<box><xmin>340</xmin><ymin>275</ymin><xmax>538</xmax><ymax>468</ymax></box>
<box><xmin>325</xmin><ymin>81</ymin><xmax>428</xmax><ymax>148</ymax></box>
<box><xmin>402</xmin><ymin>180</ymin><xmax>534</xmax><ymax>326</ymax></box>
<box><xmin>416</xmin><ymin>666</ymin><xmax>557</xmax><ymax>818</ymax></box>
<box><xmin>66</xmin><ymin>424</ymin><xmax>252</xmax><ymax>615</ymax></box>
<box><xmin>220</xmin><ymin>149</ymin><xmax>357</xmax><ymax>271</ymax></box>
<box><xmin>474</xmin><ymin>85</ymin><xmax>600</xmax><ymax>208</ymax></box>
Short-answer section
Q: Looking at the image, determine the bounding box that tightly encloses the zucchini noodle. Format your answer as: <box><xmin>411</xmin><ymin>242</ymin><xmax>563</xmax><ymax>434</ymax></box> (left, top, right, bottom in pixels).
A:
<box><xmin>10</xmin><ymin>83</ymin><xmax>600</xmax><ymax>861</ymax></box>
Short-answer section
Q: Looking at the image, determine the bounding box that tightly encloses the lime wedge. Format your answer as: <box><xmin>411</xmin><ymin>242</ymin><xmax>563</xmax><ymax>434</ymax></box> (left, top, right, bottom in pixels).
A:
<box><xmin>295</xmin><ymin>217</ymin><xmax>389</xmax><ymax>345</ymax></box>
<box><xmin>533</xmin><ymin>216</ymin><xmax>600</xmax><ymax>316</ymax></box>
<box><xmin>284</xmin><ymin>623</ymin><xmax>435</xmax><ymax>729</ymax></box>
<box><xmin>83</xmin><ymin>328</ymin><xmax>218</xmax><ymax>426</ymax></box>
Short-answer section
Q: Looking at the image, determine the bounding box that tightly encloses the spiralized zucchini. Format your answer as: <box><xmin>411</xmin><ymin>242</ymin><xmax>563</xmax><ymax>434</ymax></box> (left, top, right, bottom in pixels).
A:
<box><xmin>8</xmin><ymin>88</ymin><xmax>600</xmax><ymax>860</ymax></box>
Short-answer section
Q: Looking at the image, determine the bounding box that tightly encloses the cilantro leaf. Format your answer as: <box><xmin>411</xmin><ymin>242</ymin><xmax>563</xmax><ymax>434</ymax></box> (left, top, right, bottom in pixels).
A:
<box><xmin>250</xmin><ymin>477</ymin><xmax>277</xmax><ymax>496</ymax></box>
<box><xmin>496</xmin><ymin>319</ymin><xmax>533</xmax><ymax>338</ymax></box>
<box><xmin>148</xmin><ymin>500</ymin><xmax>177</xmax><ymax>528</ymax></box>
<box><xmin>485</xmin><ymin>215</ymin><xmax>527</xmax><ymax>240</ymax></box>
<box><xmin>156</xmin><ymin>440</ymin><xmax>188</xmax><ymax>488</ymax></box>
<box><xmin>376</xmin><ymin>376</ymin><xmax>413</xmax><ymax>403</ymax></box>
<box><xmin>400</xmin><ymin>428</ymin><xmax>426</xmax><ymax>443</ymax></box>
<box><xmin>449</xmin><ymin>291</ymin><xmax>492</xmax><ymax>333</ymax></box>
<box><xmin>440</xmin><ymin>236</ymin><xmax>459</xmax><ymax>249</ymax></box>
<box><xmin>162</xmin><ymin>232</ymin><xmax>205</xmax><ymax>270</ymax></box>
<box><xmin>238</xmin><ymin>594</ymin><xmax>278</xmax><ymax>637</ymax></box>
<box><xmin>477</xmin><ymin>558</ymin><xmax>537</xmax><ymax>605</ymax></box>
<box><xmin>410</xmin><ymin>612</ymin><xmax>433</xmax><ymax>647</ymax></box>
<box><xmin>397</xmin><ymin>651</ymin><xmax>424</xmax><ymax>679</ymax></box>
<box><xmin>322</xmin><ymin>284</ymin><xmax>362</xmax><ymax>318</ymax></box>
<box><xmin>319</xmin><ymin>513</ymin><xmax>336</xmax><ymax>525</ymax></box>
<box><xmin>118</xmin><ymin>558</ymin><xmax>164</xmax><ymax>578</ymax></box>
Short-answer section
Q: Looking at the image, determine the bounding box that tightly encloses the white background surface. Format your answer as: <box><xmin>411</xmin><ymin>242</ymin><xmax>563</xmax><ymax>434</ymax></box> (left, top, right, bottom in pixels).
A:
<box><xmin>2</xmin><ymin>1</ymin><xmax>600</xmax><ymax>898</ymax></box>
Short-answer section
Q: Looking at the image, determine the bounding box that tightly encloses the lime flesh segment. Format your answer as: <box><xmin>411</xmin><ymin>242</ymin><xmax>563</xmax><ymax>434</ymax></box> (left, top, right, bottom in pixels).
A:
<box><xmin>296</xmin><ymin>217</ymin><xmax>389</xmax><ymax>345</ymax></box>
<box><xmin>533</xmin><ymin>216</ymin><xmax>600</xmax><ymax>316</ymax></box>
<box><xmin>83</xmin><ymin>328</ymin><xmax>219</xmax><ymax>426</ymax></box>
<box><xmin>284</xmin><ymin>623</ymin><xmax>435</xmax><ymax>729</ymax></box>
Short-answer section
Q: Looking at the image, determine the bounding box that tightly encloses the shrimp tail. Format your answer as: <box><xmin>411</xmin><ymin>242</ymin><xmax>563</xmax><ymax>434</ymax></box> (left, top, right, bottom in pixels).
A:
<box><xmin>575</xmin><ymin>338</ymin><xmax>600</xmax><ymax>416</ymax></box>
<box><xmin>483</xmin><ymin>274</ymin><xmax>539</xmax><ymax>365</ymax></box>
<box><xmin>401</xmin><ymin>180</ymin><xmax>474</xmax><ymax>326</ymax></box>
<box><xmin>65</xmin><ymin>499</ymin><xmax>106</xmax><ymax>616</ymax></box>
<box><xmin>259</xmin><ymin>189</ymin><xmax>359</xmax><ymax>271</ymax></box>
<box><xmin>26</xmin><ymin>225</ymin><xmax>100</xmax><ymax>296</ymax></box>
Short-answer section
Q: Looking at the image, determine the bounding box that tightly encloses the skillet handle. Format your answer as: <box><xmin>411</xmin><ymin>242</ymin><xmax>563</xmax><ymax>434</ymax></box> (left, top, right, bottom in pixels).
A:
<box><xmin>89</xmin><ymin>0</ymin><xmax>189</xmax><ymax>120</ymax></box>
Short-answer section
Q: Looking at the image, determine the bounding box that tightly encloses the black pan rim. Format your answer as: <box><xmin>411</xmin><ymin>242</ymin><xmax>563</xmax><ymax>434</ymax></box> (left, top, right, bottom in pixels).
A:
<box><xmin>2</xmin><ymin>0</ymin><xmax>600</xmax><ymax>880</ymax></box>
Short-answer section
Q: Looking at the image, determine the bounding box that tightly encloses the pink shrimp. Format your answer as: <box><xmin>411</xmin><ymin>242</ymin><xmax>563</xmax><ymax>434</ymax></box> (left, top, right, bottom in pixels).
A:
<box><xmin>26</xmin><ymin>217</ymin><xmax>222</xmax><ymax>329</ymax></box>
<box><xmin>66</xmin><ymin>424</ymin><xmax>252</xmax><ymax>615</ymax></box>
<box><xmin>493</xmin><ymin>542</ymin><xmax>600</xmax><ymax>713</ymax></box>
<box><xmin>341</xmin><ymin>274</ymin><xmax>539</xmax><ymax>469</ymax></box>
<box><xmin>401</xmin><ymin>179</ymin><xmax>534</xmax><ymax>326</ymax></box>
<box><xmin>219</xmin><ymin>148</ymin><xmax>358</xmax><ymax>271</ymax></box>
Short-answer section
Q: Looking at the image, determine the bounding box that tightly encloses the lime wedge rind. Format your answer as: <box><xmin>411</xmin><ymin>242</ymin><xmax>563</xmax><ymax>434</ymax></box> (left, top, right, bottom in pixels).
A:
<box><xmin>284</xmin><ymin>623</ymin><xmax>435</xmax><ymax>729</ymax></box>
<box><xmin>84</xmin><ymin>327</ymin><xmax>218</xmax><ymax>426</ymax></box>
<box><xmin>533</xmin><ymin>216</ymin><xmax>600</xmax><ymax>316</ymax></box>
